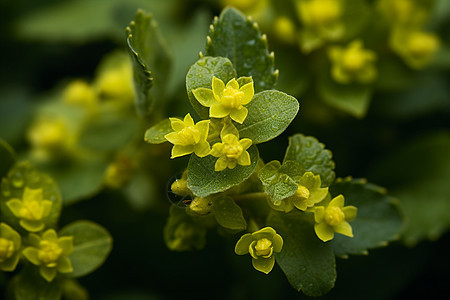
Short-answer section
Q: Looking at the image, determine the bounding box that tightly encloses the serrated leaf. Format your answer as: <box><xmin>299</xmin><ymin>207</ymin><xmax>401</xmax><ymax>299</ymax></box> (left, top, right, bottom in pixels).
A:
<box><xmin>144</xmin><ymin>119</ymin><xmax>173</xmax><ymax>144</ymax></box>
<box><xmin>0</xmin><ymin>139</ymin><xmax>16</xmax><ymax>180</ymax></box>
<box><xmin>267</xmin><ymin>210</ymin><xmax>336</xmax><ymax>296</ymax></box>
<box><xmin>330</xmin><ymin>178</ymin><xmax>402</xmax><ymax>257</ymax></box>
<box><xmin>205</xmin><ymin>7</ymin><xmax>278</xmax><ymax>92</ymax></box>
<box><xmin>60</xmin><ymin>221</ymin><xmax>112</xmax><ymax>278</ymax></box>
<box><xmin>317</xmin><ymin>70</ymin><xmax>372</xmax><ymax>118</ymax></box>
<box><xmin>187</xmin><ymin>145</ymin><xmax>259</xmax><ymax>197</ymax></box>
<box><xmin>259</xmin><ymin>161</ymin><xmax>304</xmax><ymax>203</ymax></box>
<box><xmin>126</xmin><ymin>9</ymin><xmax>172</xmax><ymax>118</ymax></box>
<box><xmin>283</xmin><ymin>134</ymin><xmax>335</xmax><ymax>187</ymax></box>
<box><xmin>212</xmin><ymin>196</ymin><xmax>247</xmax><ymax>230</ymax></box>
<box><xmin>236</xmin><ymin>90</ymin><xmax>299</xmax><ymax>144</ymax></box>
<box><xmin>186</xmin><ymin>56</ymin><xmax>236</xmax><ymax>119</ymax></box>
<box><xmin>369</xmin><ymin>132</ymin><xmax>450</xmax><ymax>245</ymax></box>
<box><xmin>0</xmin><ymin>162</ymin><xmax>62</xmax><ymax>234</ymax></box>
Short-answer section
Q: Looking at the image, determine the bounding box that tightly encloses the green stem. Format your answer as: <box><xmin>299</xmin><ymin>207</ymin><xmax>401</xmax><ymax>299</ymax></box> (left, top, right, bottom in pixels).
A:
<box><xmin>232</xmin><ymin>192</ymin><xmax>267</xmax><ymax>202</ymax></box>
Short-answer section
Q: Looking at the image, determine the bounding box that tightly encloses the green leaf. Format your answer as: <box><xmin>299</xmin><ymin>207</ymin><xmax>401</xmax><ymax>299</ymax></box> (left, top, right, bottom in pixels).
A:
<box><xmin>126</xmin><ymin>9</ymin><xmax>172</xmax><ymax>118</ymax></box>
<box><xmin>283</xmin><ymin>134</ymin><xmax>335</xmax><ymax>187</ymax></box>
<box><xmin>258</xmin><ymin>161</ymin><xmax>304</xmax><ymax>203</ymax></box>
<box><xmin>187</xmin><ymin>145</ymin><xmax>259</xmax><ymax>197</ymax></box>
<box><xmin>144</xmin><ymin>119</ymin><xmax>173</xmax><ymax>144</ymax></box>
<box><xmin>212</xmin><ymin>196</ymin><xmax>247</xmax><ymax>230</ymax></box>
<box><xmin>60</xmin><ymin>221</ymin><xmax>113</xmax><ymax>278</ymax></box>
<box><xmin>369</xmin><ymin>131</ymin><xmax>450</xmax><ymax>245</ymax></box>
<box><xmin>267</xmin><ymin>210</ymin><xmax>336</xmax><ymax>296</ymax></box>
<box><xmin>0</xmin><ymin>139</ymin><xmax>16</xmax><ymax>180</ymax></box>
<box><xmin>330</xmin><ymin>178</ymin><xmax>402</xmax><ymax>257</ymax></box>
<box><xmin>236</xmin><ymin>90</ymin><xmax>299</xmax><ymax>144</ymax></box>
<box><xmin>205</xmin><ymin>7</ymin><xmax>278</xmax><ymax>92</ymax></box>
<box><xmin>79</xmin><ymin>113</ymin><xmax>140</xmax><ymax>151</ymax></box>
<box><xmin>0</xmin><ymin>162</ymin><xmax>62</xmax><ymax>234</ymax></box>
<box><xmin>12</xmin><ymin>266</ymin><xmax>61</xmax><ymax>300</ymax></box>
<box><xmin>186</xmin><ymin>56</ymin><xmax>236</xmax><ymax>119</ymax></box>
<box><xmin>164</xmin><ymin>205</ymin><xmax>206</xmax><ymax>251</ymax></box>
<box><xmin>317</xmin><ymin>69</ymin><xmax>373</xmax><ymax>118</ymax></box>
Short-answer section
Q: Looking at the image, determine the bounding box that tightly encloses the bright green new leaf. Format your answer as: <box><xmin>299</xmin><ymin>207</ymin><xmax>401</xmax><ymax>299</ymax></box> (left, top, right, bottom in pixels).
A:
<box><xmin>186</xmin><ymin>56</ymin><xmax>236</xmax><ymax>119</ymax></box>
<box><xmin>0</xmin><ymin>162</ymin><xmax>62</xmax><ymax>233</ymax></box>
<box><xmin>284</xmin><ymin>134</ymin><xmax>335</xmax><ymax>187</ymax></box>
<box><xmin>205</xmin><ymin>7</ymin><xmax>278</xmax><ymax>92</ymax></box>
<box><xmin>126</xmin><ymin>9</ymin><xmax>172</xmax><ymax>118</ymax></box>
<box><xmin>0</xmin><ymin>139</ymin><xmax>16</xmax><ymax>180</ymax></box>
<box><xmin>212</xmin><ymin>196</ymin><xmax>247</xmax><ymax>230</ymax></box>
<box><xmin>144</xmin><ymin>119</ymin><xmax>173</xmax><ymax>144</ymax></box>
<box><xmin>187</xmin><ymin>145</ymin><xmax>259</xmax><ymax>197</ymax></box>
<box><xmin>330</xmin><ymin>178</ymin><xmax>402</xmax><ymax>257</ymax></box>
<box><xmin>13</xmin><ymin>266</ymin><xmax>61</xmax><ymax>300</ymax></box>
<box><xmin>267</xmin><ymin>210</ymin><xmax>336</xmax><ymax>296</ymax></box>
<box><xmin>59</xmin><ymin>221</ymin><xmax>113</xmax><ymax>278</ymax></box>
<box><xmin>258</xmin><ymin>160</ymin><xmax>304</xmax><ymax>203</ymax></box>
<box><xmin>369</xmin><ymin>132</ymin><xmax>450</xmax><ymax>245</ymax></box>
<box><xmin>236</xmin><ymin>90</ymin><xmax>299</xmax><ymax>144</ymax></box>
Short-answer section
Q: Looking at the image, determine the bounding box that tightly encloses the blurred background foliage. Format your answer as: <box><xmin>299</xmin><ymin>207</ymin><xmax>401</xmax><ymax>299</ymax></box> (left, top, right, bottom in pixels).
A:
<box><xmin>1</xmin><ymin>0</ymin><xmax>449</xmax><ymax>298</ymax></box>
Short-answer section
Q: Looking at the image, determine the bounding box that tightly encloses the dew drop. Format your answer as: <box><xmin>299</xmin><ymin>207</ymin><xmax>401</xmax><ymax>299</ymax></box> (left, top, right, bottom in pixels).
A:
<box><xmin>197</xmin><ymin>60</ymin><xmax>207</xmax><ymax>66</ymax></box>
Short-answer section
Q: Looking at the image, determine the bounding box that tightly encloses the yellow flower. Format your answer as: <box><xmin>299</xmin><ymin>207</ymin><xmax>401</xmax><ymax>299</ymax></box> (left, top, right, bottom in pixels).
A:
<box><xmin>95</xmin><ymin>62</ymin><xmax>134</xmax><ymax>102</ymax></box>
<box><xmin>27</xmin><ymin>118</ymin><xmax>69</xmax><ymax>155</ymax></box>
<box><xmin>0</xmin><ymin>223</ymin><xmax>21</xmax><ymax>272</ymax></box>
<box><xmin>210</xmin><ymin>121</ymin><xmax>252</xmax><ymax>171</ymax></box>
<box><xmin>313</xmin><ymin>195</ymin><xmax>357</xmax><ymax>242</ymax></box>
<box><xmin>235</xmin><ymin>227</ymin><xmax>283</xmax><ymax>274</ymax></box>
<box><xmin>164</xmin><ymin>114</ymin><xmax>210</xmax><ymax>158</ymax></box>
<box><xmin>329</xmin><ymin>40</ymin><xmax>377</xmax><ymax>84</ymax></box>
<box><xmin>23</xmin><ymin>229</ymin><xmax>73</xmax><ymax>282</ymax></box>
<box><xmin>192</xmin><ymin>76</ymin><xmax>254</xmax><ymax>124</ymax></box>
<box><xmin>297</xmin><ymin>0</ymin><xmax>342</xmax><ymax>27</ymax></box>
<box><xmin>274</xmin><ymin>17</ymin><xmax>297</xmax><ymax>44</ymax></box>
<box><xmin>391</xmin><ymin>30</ymin><xmax>440</xmax><ymax>69</ymax></box>
<box><xmin>6</xmin><ymin>187</ymin><xmax>53</xmax><ymax>232</ymax></box>
<box><xmin>63</xmin><ymin>80</ymin><xmax>97</xmax><ymax>108</ymax></box>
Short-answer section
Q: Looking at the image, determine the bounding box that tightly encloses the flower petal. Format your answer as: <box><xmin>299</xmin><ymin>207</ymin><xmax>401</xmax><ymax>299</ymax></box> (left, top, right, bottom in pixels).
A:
<box><xmin>239</xmin><ymin>138</ymin><xmax>252</xmax><ymax>150</ymax></box>
<box><xmin>234</xmin><ymin>233</ymin><xmax>254</xmax><ymax>255</ymax></box>
<box><xmin>210</xmin><ymin>104</ymin><xmax>231</xmax><ymax>119</ymax></box>
<box><xmin>214</xmin><ymin>156</ymin><xmax>228</xmax><ymax>171</ymax></box>
<box><xmin>222</xmin><ymin>134</ymin><xmax>238</xmax><ymax>145</ymax></box>
<box><xmin>237</xmin><ymin>151</ymin><xmax>251</xmax><ymax>166</ymax></box>
<box><xmin>43</xmin><ymin>229</ymin><xmax>58</xmax><ymax>242</ymax></box>
<box><xmin>212</xmin><ymin>76</ymin><xmax>225</xmax><ymax>100</ymax></box>
<box><xmin>272</xmin><ymin>234</ymin><xmax>283</xmax><ymax>253</ymax></box>
<box><xmin>239</xmin><ymin>82</ymin><xmax>254</xmax><ymax>105</ymax></box>
<box><xmin>6</xmin><ymin>199</ymin><xmax>23</xmax><ymax>217</ymax></box>
<box><xmin>343</xmin><ymin>206</ymin><xmax>357</xmax><ymax>221</ymax></box>
<box><xmin>20</xmin><ymin>220</ymin><xmax>44</xmax><ymax>232</ymax></box>
<box><xmin>314</xmin><ymin>222</ymin><xmax>335</xmax><ymax>242</ymax></box>
<box><xmin>226</xmin><ymin>78</ymin><xmax>239</xmax><ymax>90</ymax></box>
<box><xmin>40</xmin><ymin>266</ymin><xmax>57</xmax><ymax>282</ymax></box>
<box><xmin>58</xmin><ymin>236</ymin><xmax>74</xmax><ymax>255</ymax></box>
<box><xmin>23</xmin><ymin>247</ymin><xmax>41</xmax><ymax>266</ymax></box>
<box><xmin>194</xmin><ymin>140</ymin><xmax>211</xmax><ymax>157</ymax></box>
<box><xmin>0</xmin><ymin>253</ymin><xmax>20</xmax><ymax>271</ymax></box>
<box><xmin>329</xmin><ymin>195</ymin><xmax>344</xmax><ymax>208</ymax></box>
<box><xmin>252</xmin><ymin>256</ymin><xmax>275</xmax><ymax>274</ymax></box>
<box><xmin>195</xmin><ymin>120</ymin><xmax>210</xmax><ymax>140</ymax></box>
<box><xmin>23</xmin><ymin>187</ymin><xmax>43</xmax><ymax>203</ymax></box>
<box><xmin>334</xmin><ymin>221</ymin><xmax>353</xmax><ymax>237</ymax></box>
<box><xmin>164</xmin><ymin>132</ymin><xmax>182</xmax><ymax>145</ymax></box>
<box><xmin>314</xmin><ymin>206</ymin><xmax>325</xmax><ymax>223</ymax></box>
<box><xmin>58</xmin><ymin>257</ymin><xmax>73</xmax><ymax>273</ymax></box>
<box><xmin>192</xmin><ymin>88</ymin><xmax>216</xmax><ymax>107</ymax></box>
<box><xmin>42</xmin><ymin>200</ymin><xmax>53</xmax><ymax>218</ymax></box>
<box><xmin>183</xmin><ymin>113</ymin><xmax>195</xmax><ymax>127</ymax></box>
<box><xmin>171</xmin><ymin>145</ymin><xmax>194</xmax><ymax>158</ymax></box>
<box><xmin>292</xmin><ymin>198</ymin><xmax>308</xmax><ymax>211</ymax></box>
<box><xmin>210</xmin><ymin>142</ymin><xmax>224</xmax><ymax>157</ymax></box>
<box><xmin>230</xmin><ymin>107</ymin><xmax>248</xmax><ymax>124</ymax></box>
<box><xmin>169</xmin><ymin>118</ymin><xmax>185</xmax><ymax>132</ymax></box>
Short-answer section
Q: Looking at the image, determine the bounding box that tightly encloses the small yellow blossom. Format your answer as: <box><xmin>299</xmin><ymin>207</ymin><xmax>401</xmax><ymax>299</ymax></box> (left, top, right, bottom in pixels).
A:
<box><xmin>23</xmin><ymin>229</ymin><xmax>73</xmax><ymax>282</ymax></box>
<box><xmin>171</xmin><ymin>171</ymin><xmax>191</xmax><ymax>197</ymax></box>
<box><xmin>210</xmin><ymin>121</ymin><xmax>252</xmax><ymax>171</ymax></box>
<box><xmin>0</xmin><ymin>223</ymin><xmax>21</xmax><ymax>272</ymax></box>
<box><xmin>27</xmin><ymin>118</ymin><xmax>69</xmax><ymax>155</ymax></box>
<box><xmin>391</xmin><ymin>30</ymin><xmax>440</xmax><ymax>69</ymax></box>
<box><xmin>6</xmin><ymin>187</ymin><xmax>53</xmax><ymax>232</ymax></box>
<box><xmin>297</xmin><ymin>0</ymin><xmax>342</xmax><ymax>27</ymax></box>
<box><xmin>274</xmin><ymin>17</ymin><xmax>297</xmax><ymax>44</ymax></box>
<box><xmin>63</xmin><ymin>80</ymin><xmax>97</xmax><ymax>108</ymax></box>
<box><xmin>95</xmin><ymin>63</ymin><xmax>134</xmax><ymax>102</ymax></box>
<box><xmin>235</xmin><ymin>227</ymin><xmax>283</xmax><ymax>274</ymax></box>
<box><xmin>164</xmin><ymin>114</ymin><xmax>210</xmax><ymax>158</ymax></box>
<box><xmin>104</xmin><ymin>157</ymin><xmax>134</xmax><ymax>189</ymax></box>
<box><xmin>329</xmin><ymin>40</ymin><xmax>377</xmax><ymax>84</ymax></box>
<box><xmin>268</xmin><ymin>172</ymin><xmax>329</xmax><ymax>212</ymax></box>
<box><xmin>377</xmin><ymin>0</ymin><xmax>427</xmax><ymax>28</ymax></box>
<box><xmin>189</xmin><ymin>197</ymin><xmax>213</xmax><ymax>215</ymax></box>
<box><xmin>313</xmin><ymin>195</ymin><xmax>357</xmax><ymax>242</ymax></box>
<box><xmin>192</xmin><ymin>76</ymin><xmax>254</xmax><ymax>124</ymax></box>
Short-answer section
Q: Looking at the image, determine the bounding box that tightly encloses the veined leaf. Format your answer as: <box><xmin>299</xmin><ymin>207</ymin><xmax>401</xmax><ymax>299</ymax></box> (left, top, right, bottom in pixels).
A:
<box><xmin>205</xmin><ymin>7</ymin><xmax>278</xmax><ymax>92</ymax></box>
<box><xmin>144</xmin><ymin>118</ymin><xmax>173</xmax><ymax>144</ymax></box>
<box><xmin>236</xmin><ymin>90</ymin><xmax>299</xmax><ymax>144</ymax></box>
<box><xmin>126</xmin><ymin>9</ymin><xmax>172</xmax><ymax>118</ymax></box>
<box><xmin>267</xmin><ymin>210</ymin><xmax>336</xmax><ymax>296</ymax></box>
<box><xmin>187</xmin><ymin>145</ymin><xmax>259</xmax><ymax>197</ymax></box>
<box><xmin>212</xmin><ymin>196</ymin><xmax>247</xmax><ymax>230</ymax></box>
<box><xmin>330</xmin><ymin>178</ymin><xmax>402</xmax><ymax>257</ymax></box>
<box><xmin>284</xmin><ymin>134</ymin><xmax>335</xmax><ymax>187</ymax></box>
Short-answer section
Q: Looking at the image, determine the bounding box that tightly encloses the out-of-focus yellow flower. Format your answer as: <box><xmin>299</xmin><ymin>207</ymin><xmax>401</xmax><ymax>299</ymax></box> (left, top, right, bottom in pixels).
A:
<box><xmin>104</xmin><ymin>156</ymin><xmax>134</xmax><ymax>189</ymax></box>
<box><xmin>189</xmin><ymin>197</ymin><xmax>213</xmax><ymax>215</ymax></box>
<box><xmin>297</xmin><ymin>0</ymin><xmax>342</xmax><ymax>27</ymax></box>
<box><xmin>0</xmin><ymin>223</ymin><xmax>21</xmax><ymax>272</ymax></box>
<box><xmin>27</xmin><ymin>118</ymin><xmax>70</xmax><ymax>157</ymax></box>
<box><xmin>23</xmin><ymin>229</ymin><xmax>73</xmax><ymax>282</ymax></box>
<box><xmin>328</xmin><ymin>40</ymin><xmax>377</xmax><ymax>84</ymax></box>
<box><xmin>377</xmin><ymin>0</ymin><xmax>427</xmax><ymax>27</ymax></box>
<box><xmin>63</xmin><ymin>80</ymin><xmax>97</xmax><ymax>109</ymax></box>
<box><xmin>313</xmin><ymin>195</ymin><xmax>357</xmax><ymax>242</ymax></box>
<box><xmin>164</xmin><ymin>114</ymin><xmax>210</xmax><ymax>159</ymax></box>
<box><xmin>193</xmin><ymin>76</ymin><xmax>254</xmax><ymax>124</ymax></box>
<box><xmin>6</xmin><ymin>187</ymin><xmax>52</xmax><ymax>232</ymax></box>
<box><xmin>391</xmin><ymin>30</ymin><xmax>440</xmax><ymax>69</ymax></box>
<box><xmin>274</xmin><ymin>17</ymin><xmax>297</xmax><ymax>44</ymax></box>
<box><xmin>95</xmin><ymin>63</ymin><xmax>134</xmax><ymax>102</ymax></box>
<box><xmin>210</xmin><ymin>121</ymin><xmax>252</xmax><ymax>171</ymax></box>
